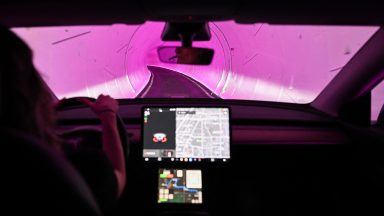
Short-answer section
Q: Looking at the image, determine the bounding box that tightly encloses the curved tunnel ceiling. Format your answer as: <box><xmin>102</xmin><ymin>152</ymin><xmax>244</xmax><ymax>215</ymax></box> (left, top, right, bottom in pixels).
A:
<box><xmin>12</xmin><ymin>22</ymin><xmax>378</xmax><ymax>104</ymax></box>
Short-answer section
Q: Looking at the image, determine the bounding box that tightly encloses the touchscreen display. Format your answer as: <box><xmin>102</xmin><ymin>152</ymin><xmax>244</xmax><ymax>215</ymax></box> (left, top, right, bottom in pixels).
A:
<box><xmin>158</xmin><ymin>169</ymin><xmax>203</xmax><ymax>204</ymax></box>
<box><xmin>143</xmin><ymin>107</ymin><xmax>230</xmax><ymax>162</ymax></box>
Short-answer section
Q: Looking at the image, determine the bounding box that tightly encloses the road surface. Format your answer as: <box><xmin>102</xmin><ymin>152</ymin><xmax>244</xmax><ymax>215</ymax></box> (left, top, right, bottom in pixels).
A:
<box><xmin>136</xmin><ymin>66</ymin><xmax>220</xmax><ymax>98</ymax></box>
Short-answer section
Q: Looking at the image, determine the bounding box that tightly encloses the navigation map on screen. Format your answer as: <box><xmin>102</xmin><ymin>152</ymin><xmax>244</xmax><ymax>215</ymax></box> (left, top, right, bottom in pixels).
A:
<box><xmin>143</xmin><ymin>107</ymin><xmax>230</xmax><ymax>162</ymax></box>
<box><xmin>158</xmin><ymin>169</ymin><xmax>203</xmax><ymax>204</ymax></box>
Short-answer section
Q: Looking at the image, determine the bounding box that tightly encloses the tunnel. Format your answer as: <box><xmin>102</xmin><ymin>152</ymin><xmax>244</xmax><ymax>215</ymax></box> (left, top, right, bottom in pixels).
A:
<box><xmin>13</xmin><ymin>22</ymin><xmax>377</xmax><ymax>104</ymax></box>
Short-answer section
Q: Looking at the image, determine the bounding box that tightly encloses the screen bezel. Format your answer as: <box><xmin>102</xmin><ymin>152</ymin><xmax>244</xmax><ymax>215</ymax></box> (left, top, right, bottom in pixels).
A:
<box><xmin>141</xmin><ymin>106</ymin><xmax>232</xmax><ymax>163</ymax></box>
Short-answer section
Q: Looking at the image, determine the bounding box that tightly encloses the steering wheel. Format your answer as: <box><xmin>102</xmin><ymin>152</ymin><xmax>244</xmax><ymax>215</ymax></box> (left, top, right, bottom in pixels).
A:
<box><xmin>56</xmin><ymin>97</ymin><xmax>129</xmax><ymax>162</ymax></box>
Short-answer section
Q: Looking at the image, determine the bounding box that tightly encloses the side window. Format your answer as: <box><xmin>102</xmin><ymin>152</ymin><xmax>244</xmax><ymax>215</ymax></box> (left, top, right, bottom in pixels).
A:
<box><xmin>371</xmin><ymin>81</ymin><xmax>384</xmax><ymax>123</ymax></box>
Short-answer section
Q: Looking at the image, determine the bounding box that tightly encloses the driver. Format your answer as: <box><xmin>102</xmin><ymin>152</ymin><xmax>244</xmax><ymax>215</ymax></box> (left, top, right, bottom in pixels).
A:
<box><xmin>0</xmin><ymin>25</ymin><xmax>126</xmax><ymax>214</ymax></box>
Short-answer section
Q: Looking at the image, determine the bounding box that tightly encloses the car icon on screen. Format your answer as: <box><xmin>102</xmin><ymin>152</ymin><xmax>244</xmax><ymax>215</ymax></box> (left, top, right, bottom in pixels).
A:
<box><xmin>153</xmin><ymin>133</ymin><xmax>167</xmax><ymax>143</ymax></box>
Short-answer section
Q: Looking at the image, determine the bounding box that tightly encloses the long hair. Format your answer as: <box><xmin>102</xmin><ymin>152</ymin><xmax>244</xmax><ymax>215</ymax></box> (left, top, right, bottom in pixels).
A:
<box><xmin>0</xmin><ymin>25</ymin><xmax>58</xmax><ymax>148</ymax></box>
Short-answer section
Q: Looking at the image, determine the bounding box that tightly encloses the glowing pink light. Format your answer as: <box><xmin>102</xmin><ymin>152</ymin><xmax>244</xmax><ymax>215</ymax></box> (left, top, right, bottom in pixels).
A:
<box><xmin>12</xmin><ymin>22</ymin><xmax>378</xmax><ymax>105</ymax></box>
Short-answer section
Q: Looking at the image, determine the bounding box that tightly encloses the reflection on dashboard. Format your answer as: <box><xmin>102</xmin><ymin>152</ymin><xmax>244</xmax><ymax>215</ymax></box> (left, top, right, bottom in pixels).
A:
<box><xmin>158</xmin><ymin>169</ymin><xmax>203</xmax><ymax>204</ymax></box>
<box><xmin>143</xmin><ymin>107</ymin><xmax>230</xmax><ymax>162</ymax></box>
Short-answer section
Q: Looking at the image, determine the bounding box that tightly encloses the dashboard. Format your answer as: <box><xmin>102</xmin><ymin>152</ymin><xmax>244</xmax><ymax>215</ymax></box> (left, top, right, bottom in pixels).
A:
<box><xmin>56</xmin><ymin>99</ymin><xmax>350</xmax><ymax>215</ymax></box>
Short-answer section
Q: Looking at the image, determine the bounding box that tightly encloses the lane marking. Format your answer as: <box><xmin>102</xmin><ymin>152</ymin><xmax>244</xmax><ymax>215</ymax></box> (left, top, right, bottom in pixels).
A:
<box><xmin>138</xmin><ymin>70</ymin><xmax>154</xmax><ymax>98</ymax></box>
<box><xmin>178</xmin><ymin>72</ymin><xmax>219</xmax><ymax>99</ymax></box>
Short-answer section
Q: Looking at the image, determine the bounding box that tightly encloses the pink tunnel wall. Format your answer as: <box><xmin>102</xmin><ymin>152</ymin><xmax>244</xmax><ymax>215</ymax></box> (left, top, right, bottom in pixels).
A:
<box><xmin>13</xmin><ymin>22</ymin><xmax>378</xmax><ymax>104</ymax></box>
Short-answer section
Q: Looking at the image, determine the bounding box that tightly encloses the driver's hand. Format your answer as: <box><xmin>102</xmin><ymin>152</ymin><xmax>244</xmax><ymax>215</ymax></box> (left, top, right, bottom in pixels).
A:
<box><xmin>78</xmin><ymin>94</ymin><xmax>118</xmax><ymax>116</ymax></box>
<box><xmin>53</xmin><ymin>97</ymin><xmax>67</xmax><ymax>110</ymax></box>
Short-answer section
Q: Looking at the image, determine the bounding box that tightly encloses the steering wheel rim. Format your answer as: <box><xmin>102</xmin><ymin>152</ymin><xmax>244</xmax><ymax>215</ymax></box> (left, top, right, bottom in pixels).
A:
<box><xmin>56</xmin><ymin>97</ymin><xmax>129</xmax><ymax>162</ymax></box>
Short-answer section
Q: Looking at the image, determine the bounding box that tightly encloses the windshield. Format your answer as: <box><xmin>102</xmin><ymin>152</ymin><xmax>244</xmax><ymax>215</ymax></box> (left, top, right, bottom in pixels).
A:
<box><xmin>12</xmin><ymin>22</ymin><xmax>378</xmax><ymax>103</ymax></box>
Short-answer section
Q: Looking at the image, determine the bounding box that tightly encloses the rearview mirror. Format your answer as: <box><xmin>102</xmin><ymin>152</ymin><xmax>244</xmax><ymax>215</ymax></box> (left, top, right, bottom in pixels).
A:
<box><xmin>157</xmin><ymin>46</ymin><xmax>214</xmax><ymax>65</ymax></box>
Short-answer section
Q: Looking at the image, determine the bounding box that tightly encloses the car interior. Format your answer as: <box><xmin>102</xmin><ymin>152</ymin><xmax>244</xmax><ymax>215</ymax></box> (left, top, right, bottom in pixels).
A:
<box><xmin>1</xmin><ymin>1</ymin><xmax>384</xmax><ymax>216</ymax></box>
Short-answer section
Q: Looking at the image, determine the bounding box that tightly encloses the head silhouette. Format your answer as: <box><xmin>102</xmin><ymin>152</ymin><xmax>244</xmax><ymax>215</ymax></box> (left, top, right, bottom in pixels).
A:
<box><xmin>0</xmin><ymin>25</ymin><xmax>57</xmax><ymax>147</ymax></box>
